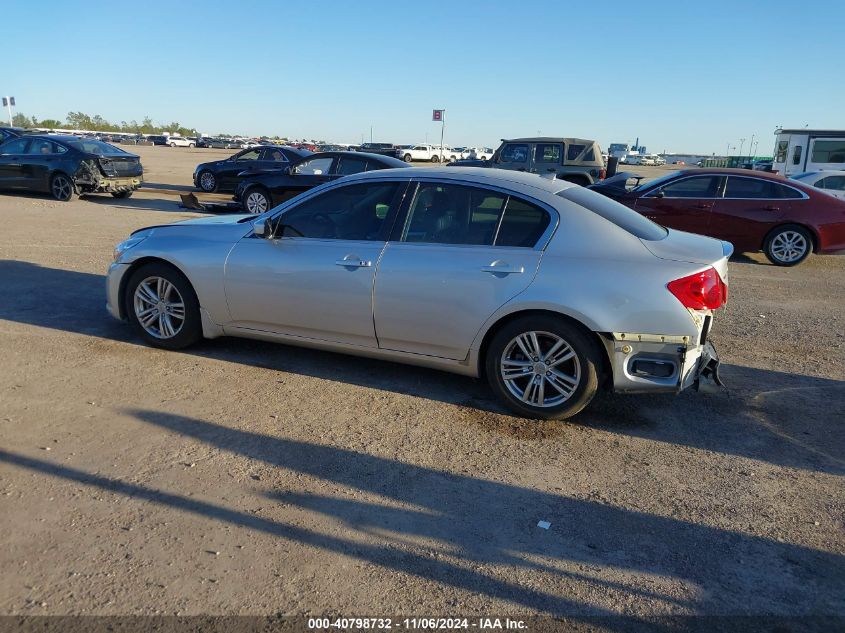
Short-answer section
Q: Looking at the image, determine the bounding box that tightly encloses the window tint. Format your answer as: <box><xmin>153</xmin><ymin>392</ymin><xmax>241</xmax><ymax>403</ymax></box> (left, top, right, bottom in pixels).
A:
<box><xmin>724</xmin><ymin>177</ymin><xmax>802</xmax><ymax>199</ymax></box>
<box><xmin>566</xmin><ymin>144</ymin><xmax>586</xmax><ymax>161</ymax></box>
<box><xmin>236</xmin><ymin>149</ymin><xmax>261</xmax><ymax>161</ymax></box>
<box><xmin>294</xmin><ymin>157</ymin><xmax>334</xmax><ymax>175</ymax></box>
<box><xmin>792</xmin><ymin>145</ymin><xmax>803</xmax><ymax>165</ymax></box>
<box><xmin>264</xmin><ymin>148</ymin><xmax>288</xmax><ymax>162</ymax></box>
<box><xmin>402</xmin><ymin>183</ymin><xmax>506</xmax><ymax>245</ymax></box>
<box><xmin>534</xmin><ymin>144</ymin><xmax>562</xmax><ymax>163</ymax></box>
<box><xmin>811</xmin><ymin>140</ymin><xmax>845</xmax><ymax>164</ymax></box>
<box><xmin>27</xmin><ymin>140</ymin><xmax>65</xmax><ymax>155</ymax></box>
<box><xmin>0</xmin><ymin>138</ymin><xmax>29</xmax><ymax>154</ymax></box>
<box><xmin>277</xmin><ymin>182</ymin><xmax>401</xmax><ymax>240</ymax></box>
<box><xmin>558</xmin><ymin>187</ymin><xmax>668</xmax><ymax>241</ymax></box>
<box><xmin>659</xmin><ymin>176</ymin><xmax>719</xmax><ymax>198</ymax></box>
<box><xmin>495</xmin><ymin>197</ymin><xmax>550</xmax><ymax>247</ymax></box>
<box><xmin>774</xmin><ymin>140</ymin><xmax>788</xmax><ymax>163</ymax></box>
<box><xmin>498</xmin><ymin>143</ymin><xmax>529</xmax><ymax>164</ymax></box>
<box><xmin>819</xmin><ymin>175</ymin><xmax>845</xmax><ymax>191</ymax></box>
<box><xmin>335</xmin><ymin>156</ymin><xmax>368</xmax><ymax>175</ymax></box>
<box><xmin>69</xmin><ymin>139</ymin><xmax>127</xmax><ymax>155</ymax></box>
<box><xmin>583</xmin><ymin>147</ymin><xmax>595</xmax><ymax>162</ymax></box>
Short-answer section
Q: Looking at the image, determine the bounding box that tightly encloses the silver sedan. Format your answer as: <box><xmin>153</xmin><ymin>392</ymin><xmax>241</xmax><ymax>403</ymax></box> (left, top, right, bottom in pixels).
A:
<box><xmin>107</xmin><ymin>167</ymin><xmax>731</xmax><ymax>419</ymax></box>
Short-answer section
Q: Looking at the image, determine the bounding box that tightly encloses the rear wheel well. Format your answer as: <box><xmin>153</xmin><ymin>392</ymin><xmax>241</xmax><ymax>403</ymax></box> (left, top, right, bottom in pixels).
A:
<box><xmin>477</xmin><ymin>310</ymin><xmax>611</xmax><ymax>388</ymax></box>
<box><xmin>118</xmin><ymin>257</ymin><xmax>192</xmax><ymax>319</ymax></box>
<box><xmin>762</xmin><ymin>222</ymin><xmax>819</xmax><ymax>253</ymax></box>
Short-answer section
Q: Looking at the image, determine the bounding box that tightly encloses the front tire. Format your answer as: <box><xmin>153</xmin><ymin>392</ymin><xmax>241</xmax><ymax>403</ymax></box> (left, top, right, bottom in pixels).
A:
<box><xmin>50</xmin><ymin>173</ymin><xmax>77</xmax><ymax>202</ymax></box>
<box><xmin>124</xmin><ymin>262</ymin><xmax>203</xmax><ymax>350</ymax></box>
<box><xmin>170</xmin><ymin>142</ymin><xmax>176</xmax><ymax>148</ymax></box>
<box><xmin>188</xmin><ymin>143</ymin><xmax>195</xmax><ymax>148</ymax></box>
<box><xmin>244</xmin><ymin>187</ymin><xmax>272</xmax><ymax>214</ymax></box>
<box><xmin>403</xmin><ymin>154</ymin><xmax>413</xmax><ymax>163</ymax></box>
<box><xmin>430</xmin><ymin>155</ymin><xmax>440</xmax><ymax>163</ymax></box>
<box><xmin>198</xmin><ymin>170</ymin><xmax>217</xmax><ymax>192</ymax></box>
<box><xmin>485</xmin><ymin>315</ymin><xmax>601</xmax><ymax>420</ymax></box>
<box><xmin>764</xmin><ymin>224</ymin><xmax>812</xmax><ymax>266</ymax></box>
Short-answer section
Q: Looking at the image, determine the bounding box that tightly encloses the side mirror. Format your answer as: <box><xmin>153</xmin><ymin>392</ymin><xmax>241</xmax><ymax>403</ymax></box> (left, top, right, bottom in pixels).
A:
<box><xmin>252</xmin><ymin>217</ymin><xmax>270</xmax><ymax>238</ymax></box>
<box><xmin>656</xmin><ymin>189</ymin><xmax>665</xmax><ymax>198</ymax></box>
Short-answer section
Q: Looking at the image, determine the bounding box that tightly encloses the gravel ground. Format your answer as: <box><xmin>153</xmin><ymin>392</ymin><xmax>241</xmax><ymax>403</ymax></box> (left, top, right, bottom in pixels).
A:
<box><xmin>0</xmin><ymin>148</ymin><xmax>843</xmax><ymax>625</ymax></box>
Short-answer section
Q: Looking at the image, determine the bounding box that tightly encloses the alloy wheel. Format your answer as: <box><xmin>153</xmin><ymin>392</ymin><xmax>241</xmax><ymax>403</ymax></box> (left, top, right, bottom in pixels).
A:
<box><xmin>199</xmin><ymin>172</ymin><xmax>216</xmax><ymax>191</ymax></box>
<box><xmin>52</xmin><ymin>175</ymin><xmax>73</xmax><ymax>201</ymax></box>
<box><xmin>770</xmin><ymin>231</ymin><xmax>808</xmax><ymax>263</ymax></box>
<box><xmin>133</xmin><ymin>276</ymin><xmax>186</xmax><ymax>339</ymax></box>
<box><xmin>245</xmin><ymin>191</ymin><xmax>269</xmax><ymax>214</ymax></box>
<box><xmin>500</xmin><ymin>330</ymin><xmax>581</xmax><ymax>408</ymax></box>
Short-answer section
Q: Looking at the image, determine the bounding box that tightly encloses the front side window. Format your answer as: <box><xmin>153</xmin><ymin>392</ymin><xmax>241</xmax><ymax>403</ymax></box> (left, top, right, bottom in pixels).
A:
<box><xmin>0</xmin><ymin>138</ymin><xmax>30</xmax><ymax>154</ymax></box>
<box><xmin>402</xmin><ymin>183</ymin><xmax>506</xmax><ymax>245</ymax></box>
<box><xmin>498</xmin><ymin>143</ymin><xmax>529</xmax><ymax>164</ymax></box>
<box><xmin>264</xmin><ymin>148</ymin><xmax>288</xmax><ymax>162</ymax></box>
<box><xmin>811</xmin><ymin>140</ymin><xmax>845</xmax><ymax>164</ymax></box>
<box><xmin>566</xmin><ymin>144</ymin><xmax>586</xmax><ymax>161</ymax></box>
<box><xmin>294</xmin><ymin>157</ymin><xmax>334</xmax><ymax>175</ymax></box>
<box><xmin>657</xmin><ymin>176</ymin><xmax>719</xmax><ymax>198</ymax></box>
<box><xmin>277</xmin><ymin>182</ymin><xmax>401</xmax><ymax>240</ymax></box>
<box><xmin>534</xmin><ymin>143</ymin><xmax>562</xmax><ymax>163</ymax></box>
<box><xmin>792</xmin><ymin>145</ymin><xmax>803</xmax><ymax>165</ymax></box>
<box><xmin>335</xmin><ymin>156</ymin><xmax>368</xmax><ymax>176</ymax></box>
<box><xmin>774</xmin><ymin>140</ymin><xmax>788</xmax><ymax>163</ymax></box>
<box><xmin>236</xmin><ymin>149</ymin><xmax>261</xmax><ymax>161</ymax></box>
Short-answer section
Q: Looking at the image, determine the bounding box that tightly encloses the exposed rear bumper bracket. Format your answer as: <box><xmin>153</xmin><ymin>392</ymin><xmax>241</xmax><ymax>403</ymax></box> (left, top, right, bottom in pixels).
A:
<box><xmin>694</xmin><ymin>341</ymin><xmax>724</xmax><ymax>391</ymax></box>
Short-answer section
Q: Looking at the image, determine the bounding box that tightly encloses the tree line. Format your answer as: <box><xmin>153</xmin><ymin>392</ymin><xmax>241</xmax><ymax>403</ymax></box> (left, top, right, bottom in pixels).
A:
<box><xmin>11</xmin><ymin>111</ymin><xmax>199</xmax><ymax>138</ymax></box>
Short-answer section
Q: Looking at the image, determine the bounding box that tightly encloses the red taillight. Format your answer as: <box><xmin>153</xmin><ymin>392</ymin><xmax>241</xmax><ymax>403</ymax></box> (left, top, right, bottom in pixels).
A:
<box><xmin>667</xmin><ymin>267</ymin><xmax>727</xmax><ymax>310</ymax></box>
<box><xmin>599</xmin><ymin>168</ymin><xmax>607</xmax><ymax>180</ymax></box>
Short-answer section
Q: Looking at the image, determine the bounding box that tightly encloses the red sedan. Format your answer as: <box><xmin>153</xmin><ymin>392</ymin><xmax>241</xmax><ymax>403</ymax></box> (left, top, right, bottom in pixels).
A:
<box><xmin>590</xmin><ymin>168</ymin><xmax>845</xmax><ymax>266</ymax></box>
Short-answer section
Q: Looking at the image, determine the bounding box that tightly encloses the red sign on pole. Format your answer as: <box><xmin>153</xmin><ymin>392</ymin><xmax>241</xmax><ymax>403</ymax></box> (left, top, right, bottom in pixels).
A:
<box><xmin>432</xmin><ymin>109</ymin><xmax>444</xmax><ymax>122</ymax></box>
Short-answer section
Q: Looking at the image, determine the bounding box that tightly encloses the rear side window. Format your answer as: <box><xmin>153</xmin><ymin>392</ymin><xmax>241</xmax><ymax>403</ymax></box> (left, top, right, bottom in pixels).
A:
<box><xmin>495</xmin><ymin>197</ymin><xmax>551</xmax><ymax>247</ymax></box>
<box><xmin>811</xmin><ymin>140</ymin><xmax>845</xmax><ymax>164</ymax></box>
<box><xmin>534</xmin><ymin>143</ymin><xmax>562</xmax><ymax>163</ymax></box>
<box><xmin>724</xmin><ymin>177</ymin><xmax>781</xmax><ymax>198</ymax></box>
<box><xmin>566</xmin><ymin>144</ymin><xmax>586</xmax><ymax>161</ymax></box>
<box><xmin>819</xmin><ymin>175</ymin><xmax>845</xmax><ymax>191</ymax></box>
<box><xmin>27</xmin><ymin>140</ymin><xmax>66</xmax><ymax>155</ymax></box>
<box><xmin>558</xmin><ymin>187</ymin><xmax>668</xmax><ymax>241</ymax></box>
<box><xmin>402</xmin><ymin>183</ymin><xmax>506</xmax><ymax>245</ymax></box>
<box><xmin>335</xmin><ymin>156</ymin><xmax>368</xmax><ymax>175</ymax></box>
<box><xmin>792</xmin><ymin>146</ymin><xmax>803</xmax><ymax>165</ymax></box>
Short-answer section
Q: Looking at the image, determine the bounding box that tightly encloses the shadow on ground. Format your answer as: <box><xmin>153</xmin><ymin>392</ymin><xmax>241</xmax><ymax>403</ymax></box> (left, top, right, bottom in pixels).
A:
<box><xmin>1</xmin><ymin>259</ymin><xmax>843</xmax><ymax>475</ymax></box>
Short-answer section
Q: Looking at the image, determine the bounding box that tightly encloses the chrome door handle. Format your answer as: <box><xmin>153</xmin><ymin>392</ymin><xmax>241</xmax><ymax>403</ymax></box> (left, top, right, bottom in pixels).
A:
<box><xmin>335</xmin><ymin>257</ymin><xmax>371</xmax><ymax>268</ymax></box>
<box><xmin>481</xmin><ymin>263</ymin><xmax>524</xmax><ymax>274</ymax></box>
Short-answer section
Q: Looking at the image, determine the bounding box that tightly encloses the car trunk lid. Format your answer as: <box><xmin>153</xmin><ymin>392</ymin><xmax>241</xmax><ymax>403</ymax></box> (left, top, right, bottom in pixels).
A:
<box><xmin>99</xmin><ymin>155</ymin><xmax>143</xmax><ymax>177</ymax></box>
<box><xmin>641</xmin><ymin>229</ymin><xmax>732</xmax><ymax>282</ymax></box>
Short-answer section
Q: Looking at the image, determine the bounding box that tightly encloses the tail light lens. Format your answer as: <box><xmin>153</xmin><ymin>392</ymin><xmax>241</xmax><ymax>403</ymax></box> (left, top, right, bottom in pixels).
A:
<box><xmin>599</xmin><ymin>168</ymin><xmax>607</xmax><ymax>180</ymax></box>
<box><xmin>667</xmin><ymin>267</ymin><xmax>727</xmax><ymax>310</ymax></box>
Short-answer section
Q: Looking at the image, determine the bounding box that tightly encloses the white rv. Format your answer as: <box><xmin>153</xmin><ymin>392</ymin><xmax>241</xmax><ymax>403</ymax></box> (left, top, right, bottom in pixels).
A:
<box><xmin>772</xmin><ymin>128</ymin><xmax>845</xmax><ymax>176</ymax></box>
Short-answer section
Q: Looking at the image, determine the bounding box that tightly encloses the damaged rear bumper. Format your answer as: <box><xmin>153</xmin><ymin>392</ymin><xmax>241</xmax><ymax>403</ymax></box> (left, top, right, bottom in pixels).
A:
<box><xmin>604</xmin><ymin>332</ymin><xmax>723</xmax><ymax>394</ymax></box>
<box><xmin>79</xmin><ymin>176</ymin><xmax>143</xmax><ymax>193</ymax></box>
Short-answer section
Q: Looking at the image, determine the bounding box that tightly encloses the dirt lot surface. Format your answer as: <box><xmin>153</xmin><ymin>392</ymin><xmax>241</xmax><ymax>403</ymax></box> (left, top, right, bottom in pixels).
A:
<box><xmin>1</xmin><ymin>147</ymin><xmax>843</xmax><ymax>625</ymax></box>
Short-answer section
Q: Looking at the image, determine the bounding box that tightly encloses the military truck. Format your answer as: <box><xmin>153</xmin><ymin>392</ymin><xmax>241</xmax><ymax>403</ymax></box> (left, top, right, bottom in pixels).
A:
<box><xmin>450</xmin><ymin>137</ymin><xmax>606</xmax><ymax>185</ymax></box>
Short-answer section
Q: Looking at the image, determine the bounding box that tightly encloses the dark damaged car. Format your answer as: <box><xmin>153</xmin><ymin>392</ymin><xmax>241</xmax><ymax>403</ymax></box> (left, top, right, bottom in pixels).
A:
<box><xmin>0</xmin><ymin>135</ymin><xmax>143</xmax><ymax>201</ymax></box>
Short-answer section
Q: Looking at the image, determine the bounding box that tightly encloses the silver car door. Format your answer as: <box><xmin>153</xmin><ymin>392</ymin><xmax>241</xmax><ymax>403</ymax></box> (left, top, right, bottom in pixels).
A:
<box><xmin>373</xmin><ymin>182</ymin><xmax>553</xmax><ymax>360</ymax></box>
<box><xmin>224</xmin><ymin>180</ymin><xmax>407</xmax><ymax>347</ymax></box>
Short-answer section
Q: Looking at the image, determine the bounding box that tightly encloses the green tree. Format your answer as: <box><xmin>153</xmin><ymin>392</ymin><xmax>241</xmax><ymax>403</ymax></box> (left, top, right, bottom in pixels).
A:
<box><xmin>11</xmin><ymin>113</ymin><xmax>31</xmax><ymax>127</ymax></box>
<box><xmin>39</xmin><ymin>119</ymin><xmax>63</xmax><ymax>129</ymax></box>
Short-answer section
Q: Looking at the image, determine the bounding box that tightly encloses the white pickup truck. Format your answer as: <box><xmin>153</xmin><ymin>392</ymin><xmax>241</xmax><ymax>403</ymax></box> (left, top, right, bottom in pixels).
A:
<box><xmin>394</xmin><ymin>144</ymin><xmax>453</xmax><ymax>163</ymax></box>
<box><xmin>165</xmin><ymin>136</ymin><xmax>195</xmax><ymax>148</ymax></box>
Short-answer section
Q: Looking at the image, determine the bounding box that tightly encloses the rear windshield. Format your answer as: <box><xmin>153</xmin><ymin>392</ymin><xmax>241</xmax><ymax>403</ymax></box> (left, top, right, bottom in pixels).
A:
<box><xmin>557</xmin><ymin>186</ymin><xmax>668</xmax><ymax>241</ymax></box>
<box><xmin>68</xmin><ymin>140</ymin><xmax>129</xmax><ymax>155</ymax></box>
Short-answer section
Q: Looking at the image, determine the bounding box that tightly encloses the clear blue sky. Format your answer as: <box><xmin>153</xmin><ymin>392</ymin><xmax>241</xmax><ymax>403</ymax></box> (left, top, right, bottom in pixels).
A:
<box><xmin>4</xmin><ymin>0</ymin><xmax>843</xmax><ymax>154</ymax></box>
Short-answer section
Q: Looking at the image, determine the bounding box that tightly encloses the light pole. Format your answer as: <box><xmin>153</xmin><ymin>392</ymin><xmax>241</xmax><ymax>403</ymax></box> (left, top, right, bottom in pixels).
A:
<box><xmin>2</xmin><ymin>96</ymin><xmax>14</xmax><ymax>126</ymax></box>
<box><xmin>748</xmin><ymin>133</ymin><xmax>756</xmax><ymax>157</ymax></box>
<box><xmin>739</xmin><ymin>138</ymin><xmax>746</xmax><ymax>157</ymax></box>
<box><xmin>726</xmin><ymin>142</ymin><xmax>731</xmax><ymax>157</ymax></box>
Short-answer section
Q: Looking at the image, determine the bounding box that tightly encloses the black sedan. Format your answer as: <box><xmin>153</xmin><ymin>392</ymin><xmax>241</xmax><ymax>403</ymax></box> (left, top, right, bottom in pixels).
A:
<box><xmin>193</xmin><ymin>145</ymin><xmax>311</xmax><ymax>193</ymax></box>
<box><xmin>0</xmin><ymin>135</ymin><xmax>143</xmax><ymax>201</ymax></box>
<box><xmin>234</xmin><ymin>151</ymin><xmax>410</xmax><ymax>213</ymax></box>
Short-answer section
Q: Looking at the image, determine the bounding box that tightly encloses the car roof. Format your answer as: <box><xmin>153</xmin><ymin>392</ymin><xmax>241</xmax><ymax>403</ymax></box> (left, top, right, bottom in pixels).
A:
<box><xmin>671</xmin><ymin>167</ymin><xmax>791</xmax><ymax>180</ymax></box>
<box><xmin>336</xmin><ymin>166</ymin><xmax>575</xmax><ymax>195</ymax></box>
<box><xmin>297</xmin><ymin>151</ymin><xmax>409</xmax><ymax>167</ymax></box>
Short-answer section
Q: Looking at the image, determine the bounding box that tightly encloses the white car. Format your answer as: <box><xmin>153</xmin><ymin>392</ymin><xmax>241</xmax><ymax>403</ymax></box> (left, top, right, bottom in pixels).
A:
<box><xmin>394</xmin><ymin>144</ymin><xmax>452</xmax><ymax>163</ymax></box>
<box><xmin>165</xmin><ymin>136</ymin><xmax>195</xmax><ymax>148</ymax></box>
<box><xmin>790</xmin><ymin>171</ymin><xmax>845</xmax><ymax>200</ymax></box>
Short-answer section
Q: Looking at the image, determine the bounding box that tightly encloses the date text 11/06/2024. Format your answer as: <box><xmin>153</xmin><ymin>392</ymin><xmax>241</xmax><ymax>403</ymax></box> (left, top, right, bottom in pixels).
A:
<box><xmin>307</xmin><ymin>617</ymin><xmax>528</xmax><ymax>630</ymax></box>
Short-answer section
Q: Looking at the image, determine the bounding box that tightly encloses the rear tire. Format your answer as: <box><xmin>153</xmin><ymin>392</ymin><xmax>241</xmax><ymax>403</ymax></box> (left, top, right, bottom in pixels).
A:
<box><xmin>124</xmin><ymin>262</ymin><xmax>203</xmax><ymax>350</ymax></box>
<box><xmin>111</xmin><ymin>191</ymin><xmax>133</xmax><ymax>199</ymax></box>
<box><xmin>50</xmin><ymin>173</ymin><xmax>77</xmax><ymax>202</ymax></box>
<box><xmin>430</xmin><ymin>155</ymin><xmax>440</xmax><ymax>163</ymax></box>
<box><xmin>403</xmin><ymin>154</ymin><xmax>413</xmax><ymax>163</ymax></box>
<box><xmin>485</xmin><ymin>315</ymin><xmax>601</xmax><ymax>420</ymax></box>
<box><xmin>170</xmin><ymin>142</ymin><xmax>176</xmax><ymax>148</ymax></box>
<box><xmin>764</xmin><ymin>224</ymin><xmax>812</xmax><ymax>266</ymax></box>
<box><xmin>188</xmin><ymin>143</ymin><xmax>195</xmax><ymax>148</ymax></box>
<box><xmin>244</xmin><ymin>186</ymin><xmax>272</xmax><ymax>214</ymax></box>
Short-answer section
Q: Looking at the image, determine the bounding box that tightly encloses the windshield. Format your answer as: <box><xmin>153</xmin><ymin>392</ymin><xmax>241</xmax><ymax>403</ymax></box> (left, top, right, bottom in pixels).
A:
<box><xmin>68</xmin><ymin>140</ymin><xmax>129</xmax><ymax>155</ymax></box>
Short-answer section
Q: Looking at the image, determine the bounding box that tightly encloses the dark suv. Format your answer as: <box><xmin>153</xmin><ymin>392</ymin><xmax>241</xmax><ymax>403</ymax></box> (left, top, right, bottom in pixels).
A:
<box><xmin>358</xmin><ymin>142</ymin><xmax>397</xmax><ymax>157</ymax></box>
